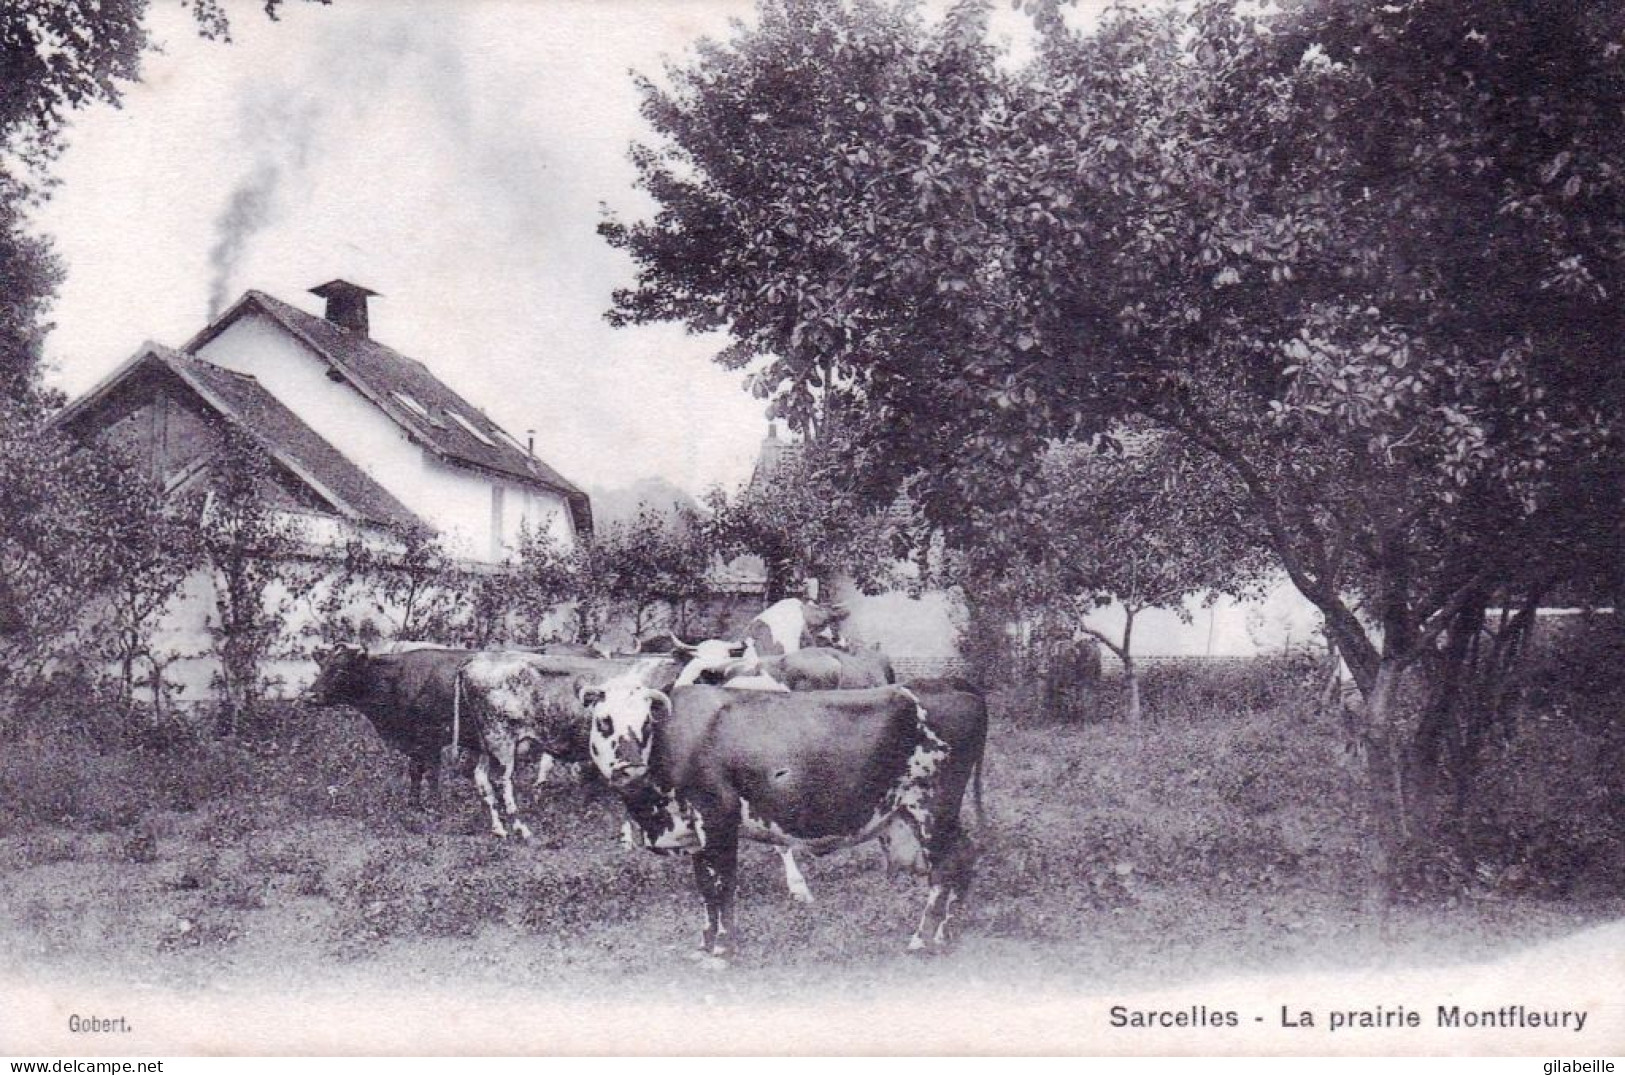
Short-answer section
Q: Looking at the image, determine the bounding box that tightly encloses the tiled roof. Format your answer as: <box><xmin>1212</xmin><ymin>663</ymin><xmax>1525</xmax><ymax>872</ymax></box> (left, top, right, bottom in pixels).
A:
<box><xmin>189</xmin><ymin>289</ymin><xmax>592</xmax><ymax>535</ymax></box>
<box><xmin>55</xmin><ymin>343</ymin><xmax>422</xmax><ymax>530</ymax></box>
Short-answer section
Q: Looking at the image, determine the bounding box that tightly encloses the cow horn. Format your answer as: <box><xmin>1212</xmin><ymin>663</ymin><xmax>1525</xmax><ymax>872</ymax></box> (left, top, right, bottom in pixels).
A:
<box><xmin>670</xmin><ymin>634</ymin><xmax>697</xmax><ymax>656</ymax></box>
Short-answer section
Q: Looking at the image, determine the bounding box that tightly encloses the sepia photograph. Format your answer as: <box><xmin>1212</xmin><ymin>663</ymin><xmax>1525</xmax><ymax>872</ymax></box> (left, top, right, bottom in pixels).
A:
<box><xmin>0</xmin><ymin>0</ymin><xmax>1622</xmax><ymax>1058</ymax></box>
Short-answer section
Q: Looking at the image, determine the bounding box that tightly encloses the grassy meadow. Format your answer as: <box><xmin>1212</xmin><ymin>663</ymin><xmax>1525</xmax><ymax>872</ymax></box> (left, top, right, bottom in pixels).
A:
<box><xmin>1</xmin><ymin>658</ymin><xmax>1620</xmax><ymax>1009</ymax></box>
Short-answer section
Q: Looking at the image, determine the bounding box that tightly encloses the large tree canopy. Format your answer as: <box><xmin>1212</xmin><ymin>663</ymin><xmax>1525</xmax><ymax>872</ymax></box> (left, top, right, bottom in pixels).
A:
<box><xmin>606</xmin><ymin>0</ymin><xmax>1625</xmax><ymax>674</ymax></box>
<box><xmin>605</xmin><ymin>0</ymin><xmax>1625</xmax><ymax>892</ymax></box>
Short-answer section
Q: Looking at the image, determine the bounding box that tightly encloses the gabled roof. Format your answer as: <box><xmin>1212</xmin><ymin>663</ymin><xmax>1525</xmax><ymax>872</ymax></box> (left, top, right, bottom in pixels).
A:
<box><xmin>186</xmin><ymin>289</ymin><xmax>592</xmax><ymax>535</ymax></box>
<box><xmin>54</xmin><ymin>343</ymin><xmax>422</xmax><ymax>530</ymax></box>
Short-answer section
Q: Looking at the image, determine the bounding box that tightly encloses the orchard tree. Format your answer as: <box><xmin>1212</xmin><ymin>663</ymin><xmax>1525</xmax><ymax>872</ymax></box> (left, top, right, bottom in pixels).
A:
<box><xmin>513</xmin><ymin>507</ymin><xmax>711</xmax><ymax>646</ymax></box>
<box><xmin>193</xmin><ymin>428</ymin><xmax>314</xmax><ymax>732</ymax></box>
<box><xmin>970</xmin><ymin>430</ymin><xmax>1270</xmax><ymax>723</ymax></box>
<box><xmin>597</xmin><ymin>505</ymin><xmax>711</xmax><ymax>642</ymax></box>
<box><xmin>356</xmin><ymin>524</ymin><xmax>471</xmax><ymax>643</ymax></box>
<box><xmin>605</xmin><ymin>0</ymin><xmax>1625</xmax><ymax>896</ymax></box>
<box><xmin>701</xmin><ymin>437</ymin><xmax>900</xmax><ymax>601</ymax></box>
<box><xmin>0</xmin><ymin>407</ymin><xmax>203</xmax><ymax>717</ymax></box>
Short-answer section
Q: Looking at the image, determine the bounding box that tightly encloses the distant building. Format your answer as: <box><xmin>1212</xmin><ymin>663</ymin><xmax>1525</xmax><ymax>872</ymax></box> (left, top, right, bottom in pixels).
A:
<box><xmin>52</xmin><ymin>279</ymin><xmax>590</xmax><ymax>701</ymax></box>
<box><xmin>58</xmin><ymin>281</ymin><xmax>588</xmax><ymax>562</ymax></box>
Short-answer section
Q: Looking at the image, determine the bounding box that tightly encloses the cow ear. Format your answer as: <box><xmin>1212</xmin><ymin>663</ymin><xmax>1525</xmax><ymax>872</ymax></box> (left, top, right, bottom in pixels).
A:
<box><xmin>645</xmin><ymin>690</ymin><xmax>672</xmax><ymax>721</ymax></box>
<box><xmin>578</xmin><ymin>686</ymin><xmax>605</xmax><ymax>709</ymax></box>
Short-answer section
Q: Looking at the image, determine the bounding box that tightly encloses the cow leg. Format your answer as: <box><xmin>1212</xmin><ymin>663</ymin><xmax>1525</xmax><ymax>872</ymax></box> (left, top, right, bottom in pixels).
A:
<box><xmin>472</xmin><ymin>755</ymin><xmax>510</xmax><ymax>839</ymax></box>
<box><xmin>490</xmin><ymin>740</ymin><xmax>533</xmax><ymax>841</ymax></box>
<box><xmin>532</xmin><ymin>752</ymin><xmax>556</xmax><ymax>789</ymax></box>
<box><xmin>918</xmin><ymin>829</ymin><xmax>975</xmax><ymax>949</ymax></box>
<box><xmin>777</xmin><ymin>847</ymin><xmax>814</xmax><ymax>905</ymax></box>
<box><xmin>406</xmin><ymin>757</ymin><xmax>426</xmax><ymax>810</ymax></box>
<box><xmin>692</xmin><ymin>829</ymin><xmax>740</xmax><ymax>964</ymax></box>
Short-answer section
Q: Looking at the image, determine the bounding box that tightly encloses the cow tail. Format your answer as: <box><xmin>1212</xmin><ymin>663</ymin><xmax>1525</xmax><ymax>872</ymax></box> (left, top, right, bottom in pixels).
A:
<box><xmin>972</xmin><ymin>756</ymin><xmax>986</xmax><ymax>825</ymax></box>
<box><xmin>452</xmin><ymin>673</ymin><xmax>463</xmax><ymax>756</ymax></box>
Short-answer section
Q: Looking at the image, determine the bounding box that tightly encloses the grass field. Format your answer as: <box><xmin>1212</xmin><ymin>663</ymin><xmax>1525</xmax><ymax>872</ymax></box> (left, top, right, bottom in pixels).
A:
<box><xmin>3</xmin><ymin>666</ymin><xmax>1620</xmax><ymax>1019</ymax></box>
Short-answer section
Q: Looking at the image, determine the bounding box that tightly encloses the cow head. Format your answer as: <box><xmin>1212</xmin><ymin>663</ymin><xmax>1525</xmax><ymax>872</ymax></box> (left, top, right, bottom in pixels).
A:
<box><xmin>804</xmin><ymin>601</ymin><xmax>851</xmax><ymax>648</ymax></box>
<box><xmin>305</xmin><ymin>643</ymin><xmax>368</xmax><ymax>705</ymax></box>
<box><xmin>671</xmin><ymin>636</ymin><xmax>749</xmax><ymax>687</ymax></box>
<box><xmin>579</xmin><ymin>685</ymin><xmax>670</xmax><ymax>788</ymax></box>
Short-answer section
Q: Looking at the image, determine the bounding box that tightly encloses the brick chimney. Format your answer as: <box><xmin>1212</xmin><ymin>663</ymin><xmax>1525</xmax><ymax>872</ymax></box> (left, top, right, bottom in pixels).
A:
<box><xmin>309</xmin><ymin>279</ymin><xmax>378</xmax><ymax>336</ymax></box>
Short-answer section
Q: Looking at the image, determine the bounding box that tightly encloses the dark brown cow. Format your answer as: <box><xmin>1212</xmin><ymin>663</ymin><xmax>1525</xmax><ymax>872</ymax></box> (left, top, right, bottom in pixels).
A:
<box><xmin>305</xmin><ymin>643</ymin><xmax>476</xmax><ymax>809</ymax></box>
<box><xmin>308</xmin><ymin>644</ymin><xmax>677</xmax><ymax>834</ymax></box>
<box><xmin>582</xmin><ymin>683</ymin><xmax>977</xmax><ymax>963</ymax></box>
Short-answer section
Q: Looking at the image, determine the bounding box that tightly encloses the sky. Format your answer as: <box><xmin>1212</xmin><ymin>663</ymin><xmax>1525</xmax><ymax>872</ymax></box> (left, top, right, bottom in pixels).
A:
<box><xmin>33</xmin><ymin>0</ymin><xmax>1058</xmax><ymax>499</ymax></box>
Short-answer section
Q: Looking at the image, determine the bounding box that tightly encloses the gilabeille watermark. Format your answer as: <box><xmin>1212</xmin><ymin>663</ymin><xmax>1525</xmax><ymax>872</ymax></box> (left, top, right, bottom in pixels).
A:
<box><xmin>1543</xmin><ymin>1062</ymin><xmax>1615</xmax><ymax>1075</ymax></box>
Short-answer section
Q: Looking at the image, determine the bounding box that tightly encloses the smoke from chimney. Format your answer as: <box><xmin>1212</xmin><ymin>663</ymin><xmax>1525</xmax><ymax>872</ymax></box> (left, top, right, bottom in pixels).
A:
<box><xmin>207</xmin><ymin>161</ymin><xmax>282</xmax><ymax>318</ymax></box>
<box><xmin>205</xmin><ymin>93</ymin><xmax>319</xmax><ymax>319</ymax></box>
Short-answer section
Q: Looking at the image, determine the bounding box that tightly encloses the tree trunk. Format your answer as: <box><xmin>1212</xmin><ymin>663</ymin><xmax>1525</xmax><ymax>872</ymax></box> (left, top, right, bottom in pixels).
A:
<box><xmin>1122</xmin><ymin>610</ymin><xmax>1140</xmax><ymax>725</ymax></box>
<box><xmin>1125</xmin><ymin>658</ymin><xmax>1142</xmax><ymax>726</ymax></box>
<box><xmin>1357</xmin><ymin>659</ymin><xmax>1412</xmax><ymax>908</ymax></box>
<box><xmin>1319</xmin><ymin>641</ymin><xmax>1343</xmax><ymax>713</ymax></box>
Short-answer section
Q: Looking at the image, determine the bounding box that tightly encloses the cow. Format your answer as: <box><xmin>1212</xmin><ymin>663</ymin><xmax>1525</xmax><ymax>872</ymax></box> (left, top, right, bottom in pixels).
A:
<box><xmin>736</xmin><ymin>669</ymin><xmax>985</xmax><ymax>897</ymax></box>
<box><xmin>669</xmin><ymin>641</ymin><xmax>907</xmax><ymax>902</ymax></box>
<box><xmin>882</xmin><ymin>678</ymin><xmax>988</xmax><ymax>873</ymax></box>
<box><xmin>453</xmin><ymin>651</ymin><xmax>674</xmax><ymax>838</ymax></box>
<box><xmin>308</xmin><ymin>644</ymin><xmax>677</xmax><ymax>836</ymax></box>
<box><xmin>669</xmin><ymin>636</ymin><xmax>748</xmax><ymax>686</ymax></box>
<box><xmin>525</xmin><ymin>640</ymin><xmax>611</xmax><ymax>659</ymax></box>
<box><xmin>667</xmin><ymin>598</ymin><xmax>850</xmax><ymax>687</ymax></box>
<box><xmin>305</xmin><ymin>643</ymin><xmax>477</xmax><ymax>809</ymax></box>
<box><xmin>580</xmin><ymin>683</ymin><xmax>977</xmax><ymax>964</ymax></box>
<box><xmin>744</xmin><ymin>597</ymin><xmax>850</xmax><ymax>656</ymax></box>
<box><xmin>687</xmin><ymin>645</ymin><xmax>895</xmax><ymax>691</ymax></box>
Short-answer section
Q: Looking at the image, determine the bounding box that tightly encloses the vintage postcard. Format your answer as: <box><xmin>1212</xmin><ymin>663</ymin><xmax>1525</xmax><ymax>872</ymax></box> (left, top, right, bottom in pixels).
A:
<box><xmin>1</xmin><ymin>0</ymin><xmax>1621</xmax><ymax>1059</ymax></box>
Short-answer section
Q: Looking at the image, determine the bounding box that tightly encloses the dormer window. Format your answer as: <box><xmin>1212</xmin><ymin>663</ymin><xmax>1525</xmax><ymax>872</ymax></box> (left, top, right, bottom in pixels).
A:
<box><xmin>392</xmin><ymin>391</ymin><xmax>429</xmax><ymax>419</ymax></box>
<box><xmin>448</xmin><ymin>410</ymin><xmax>497</xmax><ymax>447</ymax></box>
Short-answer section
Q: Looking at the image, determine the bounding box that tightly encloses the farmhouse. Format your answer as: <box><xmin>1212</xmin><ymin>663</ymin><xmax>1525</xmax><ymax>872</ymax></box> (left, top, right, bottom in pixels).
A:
<box><xmin>52</xmin><ymin>280</ymin><xmax>591</xmax><ymax>700</ymax></box>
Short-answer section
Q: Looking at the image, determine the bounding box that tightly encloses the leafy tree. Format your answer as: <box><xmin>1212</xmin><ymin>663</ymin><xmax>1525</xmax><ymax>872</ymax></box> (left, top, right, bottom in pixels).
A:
<box><xmin>598</xmin><ymin>505</ymin><xmax>712</xmax><ymax>642</ymax></box>
<box><xmin>513</xmin><ymin>507</ymin><xmax>713</xmax><ymax>647</ymax></box>
<box><xmin>193</xmin><ymin>428</ymin><xmax>316</xmax><ymax>733</ymax></box>
<box><xmin>0</xmin><ymin>399</ymin><xmax>100</xmax><ymax>680</ymax></box>
<box><xmin>78</xmin><ymin>448</ymin><xmax>200</xmax><ymax>719</ymax></box>
<box><xmin>0</xmin><ymin>0</ymin><xmax>324</xmax><ymax>400</ymax></box>
<box><xmin>0</xmin><ymin>404</ymin><xmax>211</xmax><ymax>722</ymax></box>
<box><xmin>964</xmin><ymin>430</ymin><xmax>1270</xmax><ymax>722</ymax></box>
<box><xmin>352</xmin><ymin>524</ymin><xmax>471</xmax><ymax>643</ymax></box>
<box><xmin>605</xmin><ymin>0</ymin><xmax>1625</xmax><ymax>896</ymax></box>
<box><xmin>513</xmin><ymin>527</ymin><xmax>602</xmax><ymax>645</ymax></box>
<box><xmin>701</xmin><ymin>438</ymin><xmax>900</xmax><ymax>601</ymax></box>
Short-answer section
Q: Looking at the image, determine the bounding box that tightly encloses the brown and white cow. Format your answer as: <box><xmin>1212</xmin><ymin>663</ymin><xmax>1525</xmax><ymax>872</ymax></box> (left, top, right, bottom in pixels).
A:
<box><xmin>308</xmin><ymin>644</ymin><xmax>674</xmax><ymax>836</ymax></box>
<box><xmin>688</xmin><ymin>644</ymin><xmax>895</xmax><ymax>691</ymax></box>
<box><xmin>742</xmin><ymin>597</ymin><xmax>850</xmax><ymax>656</ymax></box>
<box><xmin>668</xmin><ymin>599</ymin><xmax>850</xmax><ymax>687</ymax></box>
<box><xmin>581</xmin><ymin>683</ymin><xmax>977</xmax><ymax>963</ymax></box>
<box><xmin>457</xmin><ymin>652</ymin><xmax>681</xmax><ymax>839</ymax></box>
